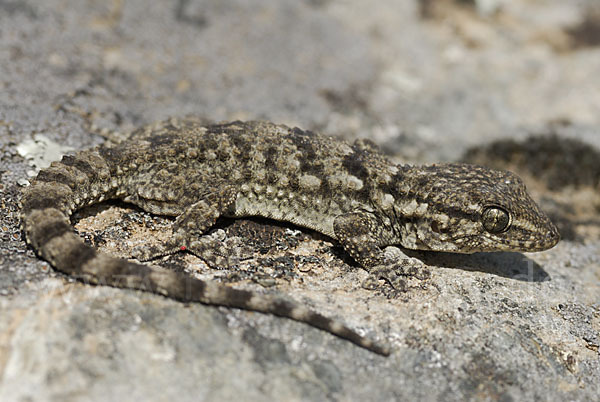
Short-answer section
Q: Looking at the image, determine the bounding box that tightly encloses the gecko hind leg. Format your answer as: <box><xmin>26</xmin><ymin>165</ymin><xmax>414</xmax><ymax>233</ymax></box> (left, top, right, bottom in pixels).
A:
<box><xmin>131</xmin><ymin>186</ymin><xmax>238</xmax><ymax>268</ymax></box>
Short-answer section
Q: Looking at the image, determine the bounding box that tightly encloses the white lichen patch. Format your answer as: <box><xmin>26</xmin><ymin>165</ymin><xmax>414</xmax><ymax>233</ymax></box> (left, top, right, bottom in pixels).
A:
<box><xmin>16</xmin><ymin>134</ymin><xmax>75</xmax><ymax>178</ymax></box>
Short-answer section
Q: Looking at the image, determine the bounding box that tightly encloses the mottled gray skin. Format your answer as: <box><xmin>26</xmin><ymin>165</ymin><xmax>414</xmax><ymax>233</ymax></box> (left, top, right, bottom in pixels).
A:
<box><xmin>20</xmin><ymin>119</ymin><xmax>560</xmax><ymax>355</ymax></box>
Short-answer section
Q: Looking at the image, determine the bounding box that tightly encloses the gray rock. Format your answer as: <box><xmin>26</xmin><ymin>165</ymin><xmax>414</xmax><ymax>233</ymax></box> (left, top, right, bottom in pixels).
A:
<box><xmin>1</xmin><ymin>0</ymin><xmax>598</xmax><ymax>401</ymax></box>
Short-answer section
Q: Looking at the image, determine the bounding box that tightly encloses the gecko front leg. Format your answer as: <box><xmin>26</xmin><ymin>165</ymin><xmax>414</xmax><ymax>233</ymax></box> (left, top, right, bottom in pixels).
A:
<box><xmin>333</xmin><ymin>211</ymin><xmax>430</xmax><ymax>291</ymax></box>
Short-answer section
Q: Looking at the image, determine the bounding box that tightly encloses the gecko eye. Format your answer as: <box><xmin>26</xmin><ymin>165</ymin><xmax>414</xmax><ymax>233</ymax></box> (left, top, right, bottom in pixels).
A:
<box><xmin>482</xmin><ymin>206</ymin><xmax>510</xmax><ymax>233</ymax></box>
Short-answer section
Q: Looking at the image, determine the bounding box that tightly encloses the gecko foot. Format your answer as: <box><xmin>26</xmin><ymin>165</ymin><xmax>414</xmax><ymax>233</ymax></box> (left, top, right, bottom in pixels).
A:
<box><xmin>131</xmin><ymin>241</ymin><xmax>180</xmax><ymax>262</ymax></box>
<box><xmin>131</xmin><ymin>230</ymin><xmax>235</xmax><ymax>269</ymax></box>
<box><xmin>362</xmin><ymin>258</ymin><xmax>431</xmax><ymax>292</ymax></box>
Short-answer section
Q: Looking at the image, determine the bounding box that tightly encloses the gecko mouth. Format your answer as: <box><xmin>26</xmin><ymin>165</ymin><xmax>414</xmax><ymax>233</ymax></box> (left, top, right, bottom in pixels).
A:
<box><xmin>445</xmin><ymin>224</ymin><xmax>560</xmax><ymax>253</ymax></box>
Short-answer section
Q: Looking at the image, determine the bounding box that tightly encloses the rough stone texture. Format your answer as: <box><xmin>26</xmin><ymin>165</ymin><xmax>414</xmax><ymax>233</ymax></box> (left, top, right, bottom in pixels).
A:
<box><xmin>1</xmin><ymin>0</ymin><xmax>598</xmax><ymax>401</ymax></box>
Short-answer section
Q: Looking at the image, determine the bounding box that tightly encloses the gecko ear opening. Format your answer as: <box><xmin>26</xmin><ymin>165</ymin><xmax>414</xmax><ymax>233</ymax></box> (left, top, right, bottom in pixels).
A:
<box><xmin>482</xmin><ymin>206</ymin><xmax>511</xmax><ymax>234</ymax></box>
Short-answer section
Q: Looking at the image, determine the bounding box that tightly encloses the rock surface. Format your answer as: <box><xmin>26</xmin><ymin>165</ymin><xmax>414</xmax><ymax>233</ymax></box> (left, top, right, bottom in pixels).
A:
<box><xmin>1</xmin><ymin>0</ymin><xmax>599</xmax><ymax>401</ymax></box>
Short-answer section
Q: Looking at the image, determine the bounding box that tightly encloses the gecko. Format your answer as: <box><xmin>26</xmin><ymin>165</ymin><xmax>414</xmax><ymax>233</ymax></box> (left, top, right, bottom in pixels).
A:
<box><xmin>20</xmin><ymin>118</ymin><xmax>560</xmax><ymax>356</ymax></box>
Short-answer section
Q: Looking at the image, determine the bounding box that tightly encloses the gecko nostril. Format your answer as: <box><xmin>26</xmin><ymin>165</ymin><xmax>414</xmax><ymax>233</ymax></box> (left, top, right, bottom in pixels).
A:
<box><xmin>547</xmin><ymin>227</ymin><xmax>560</xmax><ymax>244</ymax></box>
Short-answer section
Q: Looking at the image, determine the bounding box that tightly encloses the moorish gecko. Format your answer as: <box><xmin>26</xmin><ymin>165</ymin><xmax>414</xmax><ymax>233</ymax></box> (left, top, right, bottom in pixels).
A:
<box><xmin>20</xmin><ymin>119</ymin><xmax>560</xmax><ymax>355</ymax></box>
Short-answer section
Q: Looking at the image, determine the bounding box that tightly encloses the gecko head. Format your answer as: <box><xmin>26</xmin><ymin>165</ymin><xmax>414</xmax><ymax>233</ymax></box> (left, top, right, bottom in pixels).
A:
<box><xmin>395</xmin><ymin>163</ymin><xmax>560</xmax><ymax>253</ymax></box>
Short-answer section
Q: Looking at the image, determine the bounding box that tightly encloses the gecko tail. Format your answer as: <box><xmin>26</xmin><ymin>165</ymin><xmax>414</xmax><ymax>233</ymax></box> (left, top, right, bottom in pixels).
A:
<box><xmin>21</xmin><ymin>207</ymin><xmax>390</xmax><ymax>356</ymax></box>
<box><xmin>196</xmin><ymin>280</ymin><xmax>391</xmax><ymax>356</ymax></box>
